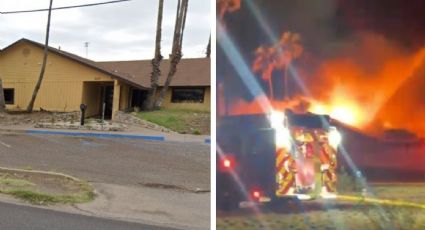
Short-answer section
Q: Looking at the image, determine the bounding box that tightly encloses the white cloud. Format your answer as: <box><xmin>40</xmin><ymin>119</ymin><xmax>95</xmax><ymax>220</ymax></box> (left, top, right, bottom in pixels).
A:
<box><xmin>0</xmin><ymin>0</ymin><xmax>211</xmax><ymax>61</ymax></box>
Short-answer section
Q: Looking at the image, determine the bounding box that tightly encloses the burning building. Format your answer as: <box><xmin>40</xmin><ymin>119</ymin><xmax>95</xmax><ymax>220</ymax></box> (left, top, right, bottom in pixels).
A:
<box><xmin>218</xmin><ymin>0</ymin><xmax>425</xmax><ymax>137</ymax></box>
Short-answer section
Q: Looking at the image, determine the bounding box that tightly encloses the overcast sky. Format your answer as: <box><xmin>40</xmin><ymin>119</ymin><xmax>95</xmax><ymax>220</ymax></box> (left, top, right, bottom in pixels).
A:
<box><xmin>0</xmin><ymin>0</ymin><xmax>211</xmax><ymax>61</ymax></box>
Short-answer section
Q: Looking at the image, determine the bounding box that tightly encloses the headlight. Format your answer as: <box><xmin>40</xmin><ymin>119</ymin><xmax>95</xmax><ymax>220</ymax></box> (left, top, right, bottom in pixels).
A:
<box><xmin>269</xmin><ymin>110</ymin><xmax>285</xmax><ymax>129</ymax></box>
<box><xmin>328</xmin><ymin>127</ymin><xmax>342</xmax><ymax>149</ymax></box>
<box><xmin>275</xmin><ymin>127</ymin><xmax>292</xmax><ymax>150</ymax></box>
<box><xmin>269</xmin><ymin>110</ymin><xmax>291</xmax><ymax>150</ymax></box>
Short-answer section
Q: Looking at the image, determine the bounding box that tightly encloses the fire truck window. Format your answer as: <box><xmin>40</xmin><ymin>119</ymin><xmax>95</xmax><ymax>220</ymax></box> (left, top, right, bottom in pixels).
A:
<box><xmin>171</xmin><ymin>87</ymin><xmax>205</xmax><ymax>103</ymax></box>
<box><xmin>3</xmin><ymin>89</ymin><xmax>14</xmax><ymax>105</ymax></box>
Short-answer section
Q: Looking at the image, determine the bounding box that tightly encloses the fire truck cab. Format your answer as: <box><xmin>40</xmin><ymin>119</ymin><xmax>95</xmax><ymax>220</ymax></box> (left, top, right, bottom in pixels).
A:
<box><xmin>217</xmin><ymin>109</ymin><xmax>341</xmax><ymax>210</ymax></box>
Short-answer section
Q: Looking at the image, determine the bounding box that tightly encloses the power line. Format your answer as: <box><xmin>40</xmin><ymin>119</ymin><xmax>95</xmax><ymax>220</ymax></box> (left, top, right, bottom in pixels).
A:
<box><xmin>0</xmin><ymin>0</ymin><xmax>132</xmax><ymax>14</ymax></box>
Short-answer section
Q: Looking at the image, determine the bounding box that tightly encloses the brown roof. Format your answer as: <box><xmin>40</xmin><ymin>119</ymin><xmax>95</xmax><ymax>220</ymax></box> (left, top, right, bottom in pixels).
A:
<box><xmin>1</xmin><ymin>38</ymin><xmax>148</xmax><ymax>89</ymax></box>
<box><xmin>96</xmin><ymin>58</ymin><xmax>211</xmax><ymax>87</ymax></box>
<box><xmin>2</xmin><ymin>38</ymin><xmax>211</xmax><ymax>89</ymax></box>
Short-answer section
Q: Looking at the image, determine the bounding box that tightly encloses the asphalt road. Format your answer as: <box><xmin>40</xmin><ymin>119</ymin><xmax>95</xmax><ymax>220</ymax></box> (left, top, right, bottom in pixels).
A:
<box><xmin>0</xmin><ymin>133</ymin><xmax>210</xmax><ymax>190</ymax></box>
<box><xmin>0</xmin><ymin>201</ymin><xmax>176</xmax><ymax>230</ymax></box>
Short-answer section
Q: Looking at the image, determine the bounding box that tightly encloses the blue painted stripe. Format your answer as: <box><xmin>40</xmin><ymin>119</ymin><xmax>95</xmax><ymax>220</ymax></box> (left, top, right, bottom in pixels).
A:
<box><xmin>205</xmin><ymin>138</ymin><xmax>211</xmax><ymax>144</ymax></box>
<box><xmin>26</xmin><ymin>130</ymin><xmax>165</xmax><ymax>141</ymax></box>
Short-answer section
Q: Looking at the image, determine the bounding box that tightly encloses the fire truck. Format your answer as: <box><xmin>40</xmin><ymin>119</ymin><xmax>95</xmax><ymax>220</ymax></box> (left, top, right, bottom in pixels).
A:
<box><xmin>217</xmin><ymin>109</ymin><xmax>341</xmax><ymax>210</ymax></box>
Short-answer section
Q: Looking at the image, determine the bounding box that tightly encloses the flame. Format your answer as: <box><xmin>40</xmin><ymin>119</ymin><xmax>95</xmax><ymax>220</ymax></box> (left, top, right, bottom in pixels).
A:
<box><xmin>309</xmin><ymin>101</ymin><xmax>364</xmax><ymax>127</ymax></box>
<box><xmin>308</xmin><ymin>84</ymin><xmax>373</xmax><ymax>127</ymax></box>
<box><xmin>307</xmin><ymin>34</ymin><xmax>425</xmax><ymax>132</ymax></box>
<box><xmin>228</xmin><ymin>95</ymin><xmax>310</xmax><ymax>115</ymax></box>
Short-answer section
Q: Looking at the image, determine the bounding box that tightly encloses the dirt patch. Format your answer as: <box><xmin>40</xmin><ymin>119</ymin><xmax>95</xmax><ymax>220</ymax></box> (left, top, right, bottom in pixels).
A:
<box><xmin>0</xmin><ymin>168</ymin><xmax>94</xmax><ymax>205</ymax></box>
<box><xmin>181</xmin><ymin>112</ymin><xmax>210</xmax><ymax>135</ymax></box>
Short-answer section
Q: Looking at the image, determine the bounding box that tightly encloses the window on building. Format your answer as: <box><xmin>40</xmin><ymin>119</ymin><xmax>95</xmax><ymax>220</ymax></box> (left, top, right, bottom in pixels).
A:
<box><xmin>3</xmin><ymin>89</ymin><xmax>14</xmax><ymax>105</ymax></box>
<box><xmin>171</xmin><ymin>87</ymin><xmax>205</xmax><ymax>103</ymax></box>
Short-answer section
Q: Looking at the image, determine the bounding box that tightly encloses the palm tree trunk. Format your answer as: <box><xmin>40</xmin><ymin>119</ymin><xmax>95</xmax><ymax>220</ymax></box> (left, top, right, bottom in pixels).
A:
<box><xmin>178</xmin><ymin>0</ymin><xmax>188</xmax><ymax>48</ymax></box>
<box><xmin>0</xmin><ymin>78</ymin><xmax>5</xmax><ymax>112</ymax></box>
<box><xmin>143</xmin><ymin>0</ymin><xmax>164</xmax><ymax>111</ymax></box>
<box><xmin>27</xmin><ymin>0</ymin><xmax>53</xmax><ymax>112</ymax></box>
<box><xmin>284</xmin><ymin>64</ymin><xmax>289</xmax><ymax>100</ymax></box>
<box><xmin>268</xmin><ymin>78</ymin><xmax>274</xmax><ymax>101</ymax></box>
<box><xmin>206</xmin><ymin>34</ymin><xmax>211</xmax><ymax>58</ymax></box>
<box><xmin>154</xmin><ymin>0</ymin><xmax>189</xmax><ymax>108</ymax></box>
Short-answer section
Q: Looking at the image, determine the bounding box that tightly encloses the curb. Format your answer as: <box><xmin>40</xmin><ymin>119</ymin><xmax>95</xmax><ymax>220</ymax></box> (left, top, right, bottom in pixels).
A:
<box><xmin>26</xmin><ymin>130</ymin><xmax>165</xmax><ymax>141</ymax></box>
<box><xmin>1</xmin><ymin>128</ymin><xmax>210</xmax><ymax>144</ymax></box>
<box><xmin>0</xmin><ymin>166</ymin><xmax>83</xmax><ymax>182</ymax></box>
<box><xmin>0</xmin><ymin>128</ymin><xmax>27</xmax><ymax>134</ymax></box>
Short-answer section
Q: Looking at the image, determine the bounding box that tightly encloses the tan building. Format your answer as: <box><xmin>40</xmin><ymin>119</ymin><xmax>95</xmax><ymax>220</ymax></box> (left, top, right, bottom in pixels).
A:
<box><xmin>0</xmin><ymin>39</ymin><xmax>210</xmax><ymax>119</ymax></box>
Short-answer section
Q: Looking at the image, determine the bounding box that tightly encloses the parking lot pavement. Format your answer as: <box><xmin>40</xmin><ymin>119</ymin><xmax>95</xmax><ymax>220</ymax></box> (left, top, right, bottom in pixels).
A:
<box><xmin>0</xmin><ymin>133</ymin><xmax>210</xmax><ymax>189</ymax></box>
<box><xmin>0</xmin><ymin>133</ymin><xmax>210</xmax><ymax>229</ymax></box>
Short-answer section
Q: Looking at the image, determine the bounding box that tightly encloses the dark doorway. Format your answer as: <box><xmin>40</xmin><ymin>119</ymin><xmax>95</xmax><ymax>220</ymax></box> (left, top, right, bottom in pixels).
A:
<box><xmin>100</xmin><ymin>85</ymin><xmax>114</xmax><ymax>119</ymax></box>
<box><xmin>131</xmin><ymin>89</ymin><xmax>148</xmax><ymax>108</ymax></box>
<box><xmin>3</xmin><ymin>89</ymin><xmax>14</xmax><ymax>105</ymax></box>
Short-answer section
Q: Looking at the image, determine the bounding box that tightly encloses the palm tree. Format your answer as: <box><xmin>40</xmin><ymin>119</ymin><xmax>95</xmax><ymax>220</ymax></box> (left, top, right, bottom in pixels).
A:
<box><xmin>0</xmin><ymin>78</ymin><xmax>5</xmax><ymax>112</ymax></box>
<box><xmin>252</xmin><ymin>31</ymin><xmax>303</xmax><ymax>100</ymax></box>
<box><xmin>252</xmin><ymin>46</ymin><xmax>277</xmax><ymax>99</ymax></box>
<box><xmin>206</xmin><ymin>34</ymin><xmax>211</xmax><ymax>58</ymax></box>
<box><xmin>276</xmin><ymin>32</ymin><xmax>303</xmax><ymax>99</ymax></box>
<box><xmin>27</xmin><ymin>0</ymin><xmax>53</xmax><ymax>112</ymax></box>
<box><xmin>143</xmin><ymin>0</ymin><xmax>164</xmax><ymax>111</ymax></box>
<box><xmin>154</xmin><ymin>0</ymin><xmax>189</xmax><ymax>108</ymax></box>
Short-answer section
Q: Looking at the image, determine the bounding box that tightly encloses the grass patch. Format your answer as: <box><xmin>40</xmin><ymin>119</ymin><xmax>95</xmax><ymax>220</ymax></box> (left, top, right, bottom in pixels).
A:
<box><xmin>218</xmin><ymin>206</ymin><xmax>425</xmax><ymax>230</ymax></box>
<box><xmin>0</xmin><ymin>170</ymin><xmax>95</xmax><ymax>205</ymax></box>
<box><xmin>0</xmin><ymin>178</ymin><xmax>34</xmax><ymax>187</ymax></box>
<box><xmin>136</xmin><ymin>108</ymin><xmax>210</xmax><ymax>134</ymax></box>
<box><xmin>4</xmin><ymin>188</ymin><xmax>95</xmax><ymax>205</ymax></box>
<box><xmin>0</xmin><ymin>180</ymin><xmax>95</xmax><ymax>205</ymax></box>
<box><xmin>217</xmin><ymin>184</ymin><xmax>425</xmax><ymax>229</ymax></box>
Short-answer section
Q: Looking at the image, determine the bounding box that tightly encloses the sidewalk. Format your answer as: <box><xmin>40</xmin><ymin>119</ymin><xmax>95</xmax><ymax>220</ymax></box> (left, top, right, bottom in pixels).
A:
<box><xmin>0</xmin><ymin>124</ymin><xmax>210</xmax><ymax>144</ymax></box>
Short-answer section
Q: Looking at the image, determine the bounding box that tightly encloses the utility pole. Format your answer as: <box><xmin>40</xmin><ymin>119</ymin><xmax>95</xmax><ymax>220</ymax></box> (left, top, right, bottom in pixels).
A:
<box><xmin>84</xmin><ymin>42</ymin><xmax>89</xmax><ymax>58</ymax></box>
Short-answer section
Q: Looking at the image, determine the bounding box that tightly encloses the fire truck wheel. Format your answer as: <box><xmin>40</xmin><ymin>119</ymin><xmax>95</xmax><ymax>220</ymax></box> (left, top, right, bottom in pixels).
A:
<box><xmin>267</xmin><ymin>198</ymin><xmax>294</xmax><ymax>211</ymax></box>
<box><xmin>217</xmin><ymin>195</ymin><xmax>240</xmax><ymax>211</ymax></box>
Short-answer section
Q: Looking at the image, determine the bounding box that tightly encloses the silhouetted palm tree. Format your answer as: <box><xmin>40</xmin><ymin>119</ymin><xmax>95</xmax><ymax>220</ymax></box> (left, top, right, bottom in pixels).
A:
<box><xmin>252</xmin><ymin>32</ymin><xmax>303</xmax><ymax>100</ymax></box>
<box><xmin>217</xmin><ymin>0</ymin><xmax>241</xmax><ymax>20</ymax></box>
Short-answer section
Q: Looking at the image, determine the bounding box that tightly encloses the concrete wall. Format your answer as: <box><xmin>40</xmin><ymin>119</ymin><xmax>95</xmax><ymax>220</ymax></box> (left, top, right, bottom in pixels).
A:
<box><xmin>0</xmin><ymin>41</ymin><xmax>114</xmax><ymax>112</ymax></box>
<box><xmin>155</xmin><ymin>86</ymin><xmax>210</xmax><ymax>111</ymax></box>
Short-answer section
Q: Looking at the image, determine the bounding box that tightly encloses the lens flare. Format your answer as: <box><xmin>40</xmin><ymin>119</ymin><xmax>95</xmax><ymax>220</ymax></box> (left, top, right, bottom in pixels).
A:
<box><xmin>269</xmin><ymin>110</ymin><xmax>285</xmax><ymax>129</ymax></box>
<box><xmin>328</xmin><ymin>127</ymin><xmax>342</xmax><ymax>149</ymax></box>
